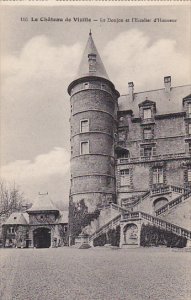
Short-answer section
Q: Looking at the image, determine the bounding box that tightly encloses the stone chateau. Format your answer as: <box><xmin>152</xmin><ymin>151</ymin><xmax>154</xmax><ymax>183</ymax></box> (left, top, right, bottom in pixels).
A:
<box><xmin>68</xmin><ymin>32</ymin><xmax>191</xmax><ymax>248</ymax></box>
<box><xmin>2</xmin><ymin>32</ymin><xmax>191</xmax><ymax>248</ymax></box>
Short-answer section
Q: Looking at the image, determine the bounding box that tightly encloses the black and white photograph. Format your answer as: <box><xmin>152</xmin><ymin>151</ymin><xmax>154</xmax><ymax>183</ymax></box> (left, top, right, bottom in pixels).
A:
<box><xmin>0</xmin><ymin>1</ymin><xmax>191</xmax><ymax>299</ymax></box>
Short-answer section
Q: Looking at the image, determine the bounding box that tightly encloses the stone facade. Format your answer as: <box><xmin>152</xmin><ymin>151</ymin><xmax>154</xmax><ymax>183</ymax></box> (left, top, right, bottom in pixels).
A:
<box><xmin>2</xmin><ymin>195</ymin><xmax>68</xmax><ymax>248</ymax></box>
<box><xmin>68</xmin><ymin>33</ymin><xmax>191</xmax><ymax>245</ymax></box>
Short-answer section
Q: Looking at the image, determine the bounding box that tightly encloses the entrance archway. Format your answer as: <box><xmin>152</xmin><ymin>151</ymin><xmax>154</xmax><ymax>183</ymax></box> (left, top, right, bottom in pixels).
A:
<box><xmin>33</xmin><ymin>228</ymin><xmax>51</xmax><ymax>248</ymax></box>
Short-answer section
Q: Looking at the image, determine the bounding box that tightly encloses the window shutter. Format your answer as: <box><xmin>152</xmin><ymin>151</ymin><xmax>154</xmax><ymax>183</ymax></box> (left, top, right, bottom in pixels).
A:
<box><xmin>140</xmin><ymin>148</ymin><xmax>144</xmax><ymax>157</ymax></box>
<box><xmin>152</xmin><ymin>147</ymin><xmax>157</xmax><ymax>156</ymax></box>
<box><xmin>185</xmin><ymin>142</ymin><xmax>189</xmax><ymax>154</ymax></box>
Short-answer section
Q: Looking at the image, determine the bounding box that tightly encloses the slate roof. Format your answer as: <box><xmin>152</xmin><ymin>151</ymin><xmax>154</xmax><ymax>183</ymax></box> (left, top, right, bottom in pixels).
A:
<box><xmin>3</xmin><ymin>212</ymin><xmax>28</xmax><ymax>225</ymax></box>
<box><xmin>119</xmin><ymin>85</ymin><xmax>191</xmax><ymax>117</ymax></box>
<box><xmin>76</xmin><ymin>32</ymin><xmax>109</xmax><ymax>81</ymax></box>
<box><xmin>27</xmin><ymin>193</ymin><xmax>59</xmax><ymax>212</ymax></box>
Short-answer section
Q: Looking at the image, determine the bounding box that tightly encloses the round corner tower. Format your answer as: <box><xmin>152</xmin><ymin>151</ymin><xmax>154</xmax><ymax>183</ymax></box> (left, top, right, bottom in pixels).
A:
<box><xmin>68</xmin><ymin>32</ymin><xmax>120</xmax><ymax>212</ymax></box>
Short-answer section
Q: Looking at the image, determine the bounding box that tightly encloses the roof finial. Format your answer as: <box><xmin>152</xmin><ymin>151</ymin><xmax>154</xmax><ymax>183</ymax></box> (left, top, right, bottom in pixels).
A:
<box><xmin>89</xmin><ymin>29</ymin><xmax>92</xmax><ymax>36</ymax></box>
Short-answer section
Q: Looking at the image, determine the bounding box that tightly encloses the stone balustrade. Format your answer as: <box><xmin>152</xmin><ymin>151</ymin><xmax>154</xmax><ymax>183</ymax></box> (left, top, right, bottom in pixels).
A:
<box><xmin>118</xmin><ymin>152</ymin><xmax>189</xmax><ymax>164</ymax></box>
<box><xmin>155</xmin><ymin>190</ymin><xmax>191</xmax><ymax>216</ymax></box>
<box><xmin>121</xmin><ymin>210</ymin><xmax>191</xmax><ymax>240</ymax></box>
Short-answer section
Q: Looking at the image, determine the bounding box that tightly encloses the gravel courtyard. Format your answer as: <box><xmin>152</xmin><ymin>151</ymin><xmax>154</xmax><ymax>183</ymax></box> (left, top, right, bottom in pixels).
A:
<box><xmin>0</xmin><ymin>247</ymin><xmax>190</xmax><ymax>300</ymax></box>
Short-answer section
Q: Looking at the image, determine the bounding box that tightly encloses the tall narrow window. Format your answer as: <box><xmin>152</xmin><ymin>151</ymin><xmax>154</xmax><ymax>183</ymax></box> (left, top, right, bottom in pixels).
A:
<box><xmin>120</xmin><ymin>169</ymin><xmax>130</xmax><ymax>186</ymax></box>
<box><xmin>143</xmin><ymin>128</ymin><xmax>152</xmax><ymax>139</ymax></box>
<box><xmin>189</xmin><ymin>123</ymin><xmax>191</xmax><ymax>134</ymax></box>
<box><xmin>189</xmin><ymin>143</ymin><xmax>191</xmax><ymax>154</ymax></box>
<box><xmin>153</xmin><ymin>167</ymin><xmax>163</xmax><ymax>184</ymax></box>
<box><xmin>88</xmin><ymin>54</ymin><xmax>96</xmax><ymax>72</ymax></box>
<box><xmin>80</xmin><ymin>119</ymin><xmax>89</xmax><ymax>133</ymax></box>
<box><xmin>188</xmin><ymin>103</ymin><xmax>191</xmax><ymax>117</ymax></box>
<box><xmin>80</xmin><ymin>141</ymin><xmax>89</xmax><ymax>155</ymax></box>
<box><xmin>143</xmin><ymin>108</ymin><xmax>152</xmax><ymax>119</ymax></box>
<box><xmin>188</xmin><ymin>167</ymin><xmax>191</xmax><ymax>182</ymax></box>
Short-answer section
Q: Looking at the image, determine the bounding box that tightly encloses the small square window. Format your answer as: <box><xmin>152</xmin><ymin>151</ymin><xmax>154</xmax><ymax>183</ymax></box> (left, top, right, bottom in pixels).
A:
<box><xmin>84</xmin><ymin>83</ymin><xmax>89</xmax><ymax>89</ymax></box>
<box><xmin>144</xmin><ymin>148</ymin><xmax>152</xmax><ymax>157</ymax></box>
<box><xmin>143</xmin><ymin>108</ymin><xmax>152</xmax><ymax>119</ymax></box>
<box><xmin>80</xmin><ymin>141</ymin><xmax>89</xmax><ymax>155</ymax></box>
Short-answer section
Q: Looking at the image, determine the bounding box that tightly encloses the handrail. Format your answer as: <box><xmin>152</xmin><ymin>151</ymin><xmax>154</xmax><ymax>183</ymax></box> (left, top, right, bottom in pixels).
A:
<box><xmin>121</xmin><ymin>211</ymin><xmax>191</xmax><ymax>240</ymax></box>
<box><xmin>155</xmin><ymin>190</ymin><xmax>191</xmax><ymax>217</ymax></box>
<box><xmin>89</xmin><ymin>214</ymin><xmax>121</xmax><ymax>242</ymax></box>
<box><xmin>122</xmin><ymin>185</ymin><xmax>190</xmax><ymax>209</ymax></box>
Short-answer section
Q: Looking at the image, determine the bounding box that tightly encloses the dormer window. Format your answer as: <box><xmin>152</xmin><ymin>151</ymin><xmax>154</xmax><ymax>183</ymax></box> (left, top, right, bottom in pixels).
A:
<box><xmin>143</xmin><ymin>108</ymin><xmax>152</xmax><ymax>119</ymax></box>
<box><xmin>88</xmin><ymin>53</ymin><xmax>96</xmax><ymax>72</ymax></box>
<box><xmin>139</xmin><ymin>99</ymin><xmax>156</xmax><ymax>122</ymax></box>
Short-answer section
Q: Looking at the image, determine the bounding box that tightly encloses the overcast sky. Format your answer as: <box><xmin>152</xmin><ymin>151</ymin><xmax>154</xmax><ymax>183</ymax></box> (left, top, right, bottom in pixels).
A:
<box><xmin>1</xmin><ymin>5</ymin><xmax>190</xmax><ymax>208</ymax></box>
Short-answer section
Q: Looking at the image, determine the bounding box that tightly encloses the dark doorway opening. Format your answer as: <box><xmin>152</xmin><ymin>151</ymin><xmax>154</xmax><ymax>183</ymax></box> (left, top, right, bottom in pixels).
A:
<box><xmin>33</xmin><ymin>228</ymin><xmax>51</xmax><ymax>248</ymax></box>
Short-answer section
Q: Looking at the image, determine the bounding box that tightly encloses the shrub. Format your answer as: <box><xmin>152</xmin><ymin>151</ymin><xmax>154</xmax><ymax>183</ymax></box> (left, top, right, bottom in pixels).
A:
<box><xmin>140</xmin><ymin>224</ymin><xmax>187</xmax><ymax>248</ymax></box>
<box><xmin>93</xmin><ymin>225</ymin><xmax>120</xmax><ymax>247</ymax></box>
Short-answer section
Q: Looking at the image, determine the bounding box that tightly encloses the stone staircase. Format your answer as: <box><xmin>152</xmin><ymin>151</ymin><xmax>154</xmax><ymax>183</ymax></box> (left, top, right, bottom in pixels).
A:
<box><xmin>122</xmin><ymin>185</ymin><xmax>188</xmax><ymax>209</ymax></box>
<box><xmin>89</xmin><ymin>214</ymin><xmax>121</xmax><ymax>245</ymax></box>
<box><xmin>121</xmin><ymin>211</ymin><xmax>191</xmax><ymax>241</ymax></box>
<box><xmin>88</xmin><ymin>207</ymin><xmax>191</xmax><ymax>247</ymax></box>
<box><xmin>155</xmin><ymin>190</ymin><xmax>191</xmax><ymax>217</ymax></box>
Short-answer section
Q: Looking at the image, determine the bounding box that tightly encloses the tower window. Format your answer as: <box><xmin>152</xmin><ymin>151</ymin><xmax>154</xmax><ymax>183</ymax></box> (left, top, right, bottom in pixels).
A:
<box><xmin>80</xmin><ymin>119</ymin><xmax>89</xmax><ymax>133</ymax></box>
<box><xmin>80</xmin><ymin>141</ymin><xmax>89</xmax><ymax>155</ymax></box>
<box><xmin>84</xmin><ymin>83</ymin><xmax>89</xmax><ymax>89</ymax></box>
<box><xmin>153</xmin><ymin>167</ymin><xmax>163</xmax><ymax>184</ymax></box>
<box><xmin>120</xmin><ymin>169</ymin><xmax>130</xmax><ymax>186</ymax></box>
<box><xmin>143</xmin><ymin>108</ymin><xmax>152</xmax><ymax>119</ymax></box>
<box><xmin>144</xmin><ymin>147</ymin><xmax>152</xmax><ymax>157</ymax></box>
<box><xmin>143</xmin><ymin>128</ymin><xmax>152</xmax><ymax>140</ymax></box>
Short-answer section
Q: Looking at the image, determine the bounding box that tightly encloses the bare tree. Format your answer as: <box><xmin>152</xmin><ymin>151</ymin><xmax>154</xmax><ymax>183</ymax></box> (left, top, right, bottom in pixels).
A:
<box><xmin>0</xmin><ymin>180</ymin><xmax>27</xmax><ymax>219</ymax></box>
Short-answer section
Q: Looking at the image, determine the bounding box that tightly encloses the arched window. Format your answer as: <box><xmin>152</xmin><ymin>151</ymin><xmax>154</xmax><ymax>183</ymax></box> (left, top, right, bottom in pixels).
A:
<box><xmin>153</xmin><ymin>197</ymin><xmax>168</xmax><ymax>212</ymax></box>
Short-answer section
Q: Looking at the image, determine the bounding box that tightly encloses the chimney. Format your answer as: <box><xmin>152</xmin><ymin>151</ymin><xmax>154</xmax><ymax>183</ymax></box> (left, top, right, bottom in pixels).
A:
<box><xmin>128</xmin><ymin>82</ymin><xmax>134</xmax><ymax>101</ymax></box>
<box><xmin>164</xmin><ymin>76</ymin><xmax>171</xmax><ymax>93</ymax></box>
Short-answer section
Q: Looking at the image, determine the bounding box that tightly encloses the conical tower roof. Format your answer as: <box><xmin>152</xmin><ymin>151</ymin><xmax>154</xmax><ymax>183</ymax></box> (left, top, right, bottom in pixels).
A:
<box><xmin>27</xmin><ymin>193</ymin><xmax>59</xmax><ymax>213</ymax></box>
<box><xmin>77</xmin><ymin>31</ymin><xmax>109</xmax><ymax>80</ymax></box>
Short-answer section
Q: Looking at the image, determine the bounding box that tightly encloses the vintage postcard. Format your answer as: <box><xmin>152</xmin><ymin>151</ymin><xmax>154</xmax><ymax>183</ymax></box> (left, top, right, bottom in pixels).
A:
<box><xmin>0</xmin><ymin>1</ymin><xmax>191</xmax><ymax>300</ymax></box>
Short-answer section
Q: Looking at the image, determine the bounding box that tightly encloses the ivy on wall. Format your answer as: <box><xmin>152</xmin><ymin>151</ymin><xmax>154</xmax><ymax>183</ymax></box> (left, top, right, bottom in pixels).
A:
<box><xmin>140</xmin><ymin>224</ymin><xmax>187</xmax><ymax>248</ymax></box>
<box><xmin>69</xmin><ymin>198</ymin><xmax>100</xmax><ymax>244</ymax></box>
<box><xmin>93</xmin><ymin>225</ymin><xmax>120</xmax><ymax>247</ymax></box>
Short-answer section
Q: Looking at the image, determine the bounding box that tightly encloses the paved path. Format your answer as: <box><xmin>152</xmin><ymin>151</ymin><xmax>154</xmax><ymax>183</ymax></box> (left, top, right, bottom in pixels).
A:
<box><xmin>0</xmin><ymin>247</ymin><xmax>190</xmax><ymax>300</ymax></box>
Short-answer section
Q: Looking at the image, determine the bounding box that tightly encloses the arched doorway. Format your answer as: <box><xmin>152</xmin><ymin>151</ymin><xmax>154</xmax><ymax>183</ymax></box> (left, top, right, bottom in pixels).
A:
<box><xmin>33</xmin><ymin>228</ymin><xmax>51</xmax><ymax>248</ymax></box>
<box><xmin>153</xmin><ymin>197</ymin><xmax>168</xmax><ymax>212</ymax></box>
<box><xmin>123</xmin><ymin>223</ymin><xmax>138</xmax><ymax>245</ymax></box>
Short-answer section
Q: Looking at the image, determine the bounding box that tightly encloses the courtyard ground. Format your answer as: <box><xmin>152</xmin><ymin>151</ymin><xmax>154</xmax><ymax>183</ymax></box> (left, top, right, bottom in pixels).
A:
<box><xmin>0</xmin><ymin>247</ymin><xmax>190</xmax><ymax>300</ymax></box>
